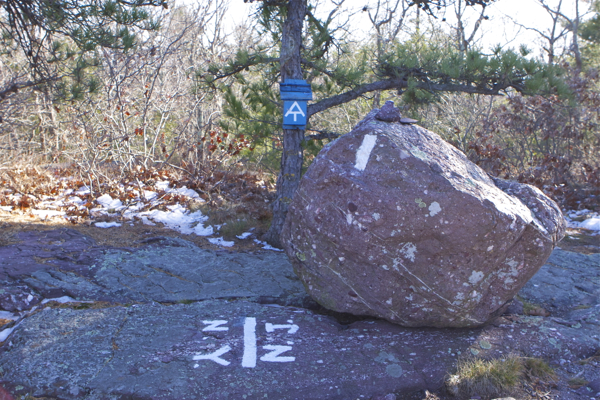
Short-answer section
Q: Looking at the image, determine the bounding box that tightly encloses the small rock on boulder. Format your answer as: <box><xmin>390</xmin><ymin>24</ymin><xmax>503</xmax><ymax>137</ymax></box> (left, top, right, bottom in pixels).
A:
<box><xmin>281</xmin><ymin>106</ymin><xmax>565</xmax><ymax>328</ymax></box>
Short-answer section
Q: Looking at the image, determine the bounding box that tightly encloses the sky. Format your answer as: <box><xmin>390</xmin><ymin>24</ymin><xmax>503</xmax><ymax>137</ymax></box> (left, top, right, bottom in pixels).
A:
<box><xmin>175</xmin><ymin>0</ymin><xmax>592</xmax><ymax>61</ymax></box>
<box><xmin>473</xmin><ymin>0</ymin><xmax>590</xmax><ymax>56</ymax></box>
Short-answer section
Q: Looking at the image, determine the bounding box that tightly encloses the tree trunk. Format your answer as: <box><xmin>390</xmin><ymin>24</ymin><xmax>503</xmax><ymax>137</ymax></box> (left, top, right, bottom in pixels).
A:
<box><xmin>264</xmin><ymin>0</ymin><xmax>307</xmax><ymax>248</ymax></box>
<box><xmin>572</xmin><ymin>0</ymin><xmax>582</xmax><ymax>72</ymax></box>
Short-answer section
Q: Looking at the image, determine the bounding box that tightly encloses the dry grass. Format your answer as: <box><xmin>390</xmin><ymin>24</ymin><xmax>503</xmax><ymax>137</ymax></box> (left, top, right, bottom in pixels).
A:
<box><xmin>447</xmin><ymin>354</ymin><xmax>524</xmax><ymax>398</ymax></box>
<box><xmin>517</xmin><ymin>297</ymin><xmax>551</xmax><ymax>317</ymax></box>
<box><xmin>219</xmin><ymin>217</ymin><xmax>255</xmax><ymax>239</ymax></box>
<box><xmin>446</xmin><ymin>355</ymin><xmax>556</xmax><ymax>399</ymax></box>
<box><xmin>523</xmin><ymin>357</ymin><xmax>556</xmax><ymax>381</ymax></box>
<box><xmin>568</xmin><ymin>377</ymin><xmax>589</xmax><ymax>389</ymax></box>
<box><xmin>197</xmin><ymin>192</ymin><xmax>273</xmax><ymax>240</ymax></box>
<box><xmin>578</xmin><ymin>349</ymin><xmax>600</xmax><ymax>365</ymax></box>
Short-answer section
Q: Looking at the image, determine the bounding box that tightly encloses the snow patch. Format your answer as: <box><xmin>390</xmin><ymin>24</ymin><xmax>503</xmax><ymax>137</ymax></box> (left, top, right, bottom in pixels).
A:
<box><xmin>580</xmin><ymin>217</ymin><xmax>600</xmax><ymax>231</ymax></box>
<box><xmin>254</xmin><ymin>239</ymin><xmax>284</xmax><ymax>252</ymax></box>
<box><xmin>66</xmin><ymin>196</ymin><xmax>85</xmax><ymax>205</ymax></box>
<box><xmin>143</xmin><ymin>190</ymin><xmax>158</xmax><ymax>201</ymax></box>
<box><xmin>139</xmin><ymin>205</ymin><xmax>211</xmax><ymax>236</ymax></box>
<box><xmin>95</xmin><ymin>221</ymin><xmax>122</xmax><ymax>228</ymax></box>
<box><xmin>75</xmin><ymin>186</ymin><xmax>91</xmax><ymax>195</ymax></box>
<box><xmin>31</xmin><ymin>210</ymin><xmax>66</xmax><ymax>219</ymax></box>
<box><xmin>41</xmin><ymin>296</ymin><xmax>80</xmax><ymax>304</ymax></box>
<box><xmin>193</xmin><ymin>223</ymin><xmax>214</xmax><ymax>236</ymax></box>
<box><xmin>0</xmin><ymin>326</ymin><xmax>15</xmax><ymax>342</ymax></box>
<box><xmin>141</xmin><ymin>216</ymin><xmax>156</xmax><ymax>226</ymax></box>
<box><xmin>0</xmin><ymin>311</ymin><xmax>19</xmax><ymax>321</ymax></box>
<box><xmin>566</xmin><ymin>210</ymin><xmax>600</xmax><ymax>234</ymax></box>
<box><xmin>170</xmin><ymin>186</ymin><xmax>200</xmax><ymax>198</ymax></box>
<box><xmin>96</xmin><ymin>194</ymin><xmax>123</xmax><ymax>209</ymax></box>
<box><xmin>208</xmin><ymin>237</ymin><xmax>235</xmax><ymax>247</ymax></box>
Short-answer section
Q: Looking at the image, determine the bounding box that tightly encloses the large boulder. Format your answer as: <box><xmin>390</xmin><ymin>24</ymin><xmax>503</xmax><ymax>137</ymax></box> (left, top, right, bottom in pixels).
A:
<box><xmin>281</xmin><ymin>103</ymin><xmax>566</xmax><ymax>328</ymax></box>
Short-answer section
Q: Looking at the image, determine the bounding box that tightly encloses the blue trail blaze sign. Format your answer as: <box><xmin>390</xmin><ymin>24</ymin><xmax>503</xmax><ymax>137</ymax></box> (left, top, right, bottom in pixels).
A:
<box><xmin>283</xmin><ymin>101</ymin><xmax>307</xmax><ymax>126</ymax></box>
<box><xmin>280</xmin><ymin>79</ymin><xmax>312</xmax><ymax>130</ymax></box>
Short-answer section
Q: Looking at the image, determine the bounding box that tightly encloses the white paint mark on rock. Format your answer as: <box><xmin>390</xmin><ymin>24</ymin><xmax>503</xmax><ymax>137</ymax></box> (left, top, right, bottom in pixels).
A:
<box><xmin>265</xmin><ymin>322</ymin><xmax>299</xmax><ymax>334</ymax></box>
<box><xmin>202</xmin><ymin>320</ymin><xmax>229</xmax><ymax>331</ymax></box>
<box><xmin>242</xmin><ymin>317</ymin><xmax>257</xmax><ymax>368</ymax></box>
<box><xmin>261</xmin><ymin>345</ymin><xmax>296</xmax><ymax>362</ymax></box>
<box><xmin>428</xmin><ymin>201</ymin><xmax>441</xmax><ymax>216</ymax></box>
<box><xmin>192</xmin><ymin>345</ymin><xmax>231</xmax><ymax>366</ymax></box>
<box><xmin>469</xmin><ymin>271</ymin><xmax>484</xmax><ymax>285</ymax></box>
<box><xmin>354</xmin><ymin>134</ymin><xmax>378</xmax><ymax>171</ymax></box>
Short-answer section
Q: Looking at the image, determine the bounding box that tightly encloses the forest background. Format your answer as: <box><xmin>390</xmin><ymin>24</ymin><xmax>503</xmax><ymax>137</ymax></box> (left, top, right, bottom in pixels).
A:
<box><xmin>0</xmin><ymin>0</ymin><xmax>598</xmax><ymax>246</ymax></box>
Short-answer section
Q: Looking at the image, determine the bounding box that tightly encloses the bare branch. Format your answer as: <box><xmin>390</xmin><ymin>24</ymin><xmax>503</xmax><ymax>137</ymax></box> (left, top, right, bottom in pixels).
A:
<box><xmin>0</xmin><ymin>79</ymin><xmax>57</xmax><ymax>100</ymax></box>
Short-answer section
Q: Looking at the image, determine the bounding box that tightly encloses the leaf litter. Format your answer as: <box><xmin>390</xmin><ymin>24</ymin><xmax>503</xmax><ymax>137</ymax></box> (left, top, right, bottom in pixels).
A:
<box><xmin>0</xmin><ymin>165</ymin><xmax>276</xmax><ymax>251</ymax></box>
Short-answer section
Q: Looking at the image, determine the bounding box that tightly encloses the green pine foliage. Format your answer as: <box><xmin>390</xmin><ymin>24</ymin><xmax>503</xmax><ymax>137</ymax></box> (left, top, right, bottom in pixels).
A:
<box><xmin>210</xmin><ymin>23</ymin><xmax>568</xmax><ymax>163</ymax></box>
<box><xmin>580</xmin><ymin>1</ymin><xmax>600</xmax><ymax>68</ymax></box>
<box><xmin>580</xmin><ymin>1</ymin><xmax>600</xmax><ymax>43</ymax></box>
<box><xmin>0</xmin><ymin>0</ymin><xmax>165</xmax><ymax>99</ymax></box>
<box><xmin>379</xmin><ymin>35</ymin><xmax>568</xmax><ymax>104</ymax></box>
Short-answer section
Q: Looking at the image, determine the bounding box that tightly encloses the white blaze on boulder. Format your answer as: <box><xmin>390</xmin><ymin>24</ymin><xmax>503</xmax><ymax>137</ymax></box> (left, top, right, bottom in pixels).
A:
<box><xmin>354</xmin><ymin>134</ymin><xmax>378</xmax><ymax>171</ymax></box>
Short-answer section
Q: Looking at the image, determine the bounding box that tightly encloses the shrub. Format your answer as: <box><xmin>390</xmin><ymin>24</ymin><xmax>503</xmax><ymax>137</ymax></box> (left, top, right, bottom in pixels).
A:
<box><xmin>464</xmin><ymin>68</ymin><xmax>600</xmax><ymax>211</ymax></box>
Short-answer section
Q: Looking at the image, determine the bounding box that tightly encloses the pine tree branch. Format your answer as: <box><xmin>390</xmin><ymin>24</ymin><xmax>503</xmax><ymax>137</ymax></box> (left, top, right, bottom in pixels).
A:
<box><xmin>300</xmin><ymin>58</ymin><xmax>336</xmax><ymax>79</ymax></box>
<box><xmin>206</xmin><ymin>56</ymin><xmax>280</xmax><ymax>82</ymax></box>
<box><xmin>117</xmin><ymin>0</ymin><xmax>167</xmax><ymax>6</ymax></box>
<box><xmin>0</xmin><ymin>79</ymin><xmax>55</xmax><ymax>100</ymax></box>
<box><xmin>307</xmin><ymin>78</ymin><xmax>520</xmax><ymax>117</ymax></box>
<box><xmin>308</xmin><ymin>79</ymin><xmax>403</xmax><ymax>117</ymax></box>
<box><xmin>305</xmin><ymin>129</ymin><xmax>341</xmax><ymax>141</ymax></box>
